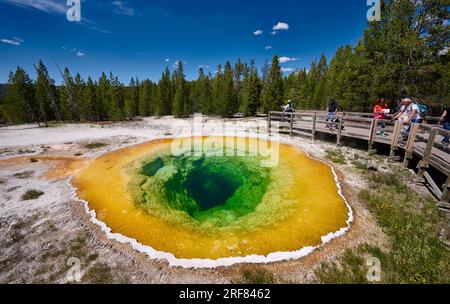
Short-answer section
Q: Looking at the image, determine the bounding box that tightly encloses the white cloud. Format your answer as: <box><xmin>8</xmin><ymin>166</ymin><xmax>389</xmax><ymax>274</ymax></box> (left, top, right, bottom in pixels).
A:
<box><xmin>165</xmin><ymin>58</ymin><xmax>170</xmax><ymax>62</ymax></box>
<box><xmin>279</xmin><ymin>56</ymin><xmax>299</xmax><ymax>63</ymax></box>
<box><xmin>12</xmin><ymin>36</ymin><xmax>24</xmax><ymax>43</ymax></box>
<box><xmin>265</xmin><ymin>45</ymin><xmax>272</xmax><ymax>50</ymax></box>
<box><xmin>76</xmin><ymin>51</ymin><xmax>85</xmax><ymax>57</ymax></box>
<box><xmin>273</xmin><ymin>22</ymin><xmax>289</xmax><ymax>31</ymax></box>
<box><xmin>3</xmin><ymin>1</ymin><xmax>112</xmax><ymax>34</ymax></box>
<box><xmin>1</xmin><ymin>39</ymin><xmax>20</xmax><ymax>45</ymax></box>
<box><xmin>79</xmin><ymin>19</ymin><xmax>112</xmax><ymax>34</ymax></box>
<box><xmin>1</xmin><ymin>37</ymin><xmax>23</xmax><ymax>46</ymax></box>
<box><xmin>281</xmin><ymin>67</ymin><xmax>295</xmax><ymax>73</ymax></box>
<box><xmin>270</xmin><ymin>31</ymin><xmax>277</xmax><ymax>35</ymax></box>
<box><xmin>198</xmin><ymin>65</ymin><xmax>210</xmax><ymax>70</ymax></box>
<box><xmin>111</xmin><ymin>1</ymin><xmax>135</xmax><ymax>16</ymax></box>
<box><xmin>253</xmin><ymin>29</ymin><xmax>263</xmax><ymax>36</ymax></box>
<box><xmin>2</xmin><ymin>0</ymin><xmax>66</xmax><ymax>13</ymax></box>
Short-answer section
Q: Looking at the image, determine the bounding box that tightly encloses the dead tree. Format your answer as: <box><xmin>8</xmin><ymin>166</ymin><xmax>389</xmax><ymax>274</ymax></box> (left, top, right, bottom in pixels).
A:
<box><xmin>53</xmin><ymin>59</ymin><xmax>79</xmax><ymax>121</ymax></box>
<box><xmin>33</xmin><ymin>64</ymin><xmax>61</xmax><ymax>121</ymax></box>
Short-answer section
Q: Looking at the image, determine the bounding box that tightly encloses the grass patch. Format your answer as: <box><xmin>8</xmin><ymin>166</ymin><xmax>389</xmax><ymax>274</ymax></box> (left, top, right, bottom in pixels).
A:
<box><xmin>315</xmin><ymin>171</ymin><xmax>450</xmax><ymax>284</ymax></box>
<box><xmin>13</xmin><ymin>170</ymin><xmax>35</xmax><ymax>179</ymax></box>
<box><xmin>48</xmin><ymin>223</ymin><xmax>58</xmax><ymax>232</ymax></box>
<box><xmin>74</xmin><ymin>152</ymin><xmax>83</xmax><ymax>156</ymax></box>
<box><xmin>232</xmin><ymin>268</ymin><xmax>276</xmax><ymax>284</ymax></box>
<box><xmin>83</xmin><ymin>262</ymin><xmax>114</xmax><ymax>284</ymax></box>
<box><xmin>7</xmin><ymin>186</ymin><xmax>21</xmax><ymax>192</ymax></box>
<box><xmin>18</xmin><ymin>149</ymin><xmax>35</xmax><ymax>155</ymax></box>
<box><xmin>325</xmin><ymin>149</ymin><xmax>346</xmax><ymax>164</ymax></box>
<box><xmin>83</xmin><ymin>143</ymin><xmax>107</xmax><ymax>150</ymax></box>
<box><xmin>87</xmin><ymin>253</ymin><xmax>99</xmax><ymax>262</ymax></box>
<box><xmin>352</xmin><ymin>160</ymin><xmax>368</xmax><ymax>170</ymax></box>
<box><xmin>21</xmin><ymin>189</ymin><xmax>44</xmax><ymax>201</ymax></box>
<box><xmin>30</xmin><ymin>157</ymin><xmax>39</xmax><ymax>163</ymax></box>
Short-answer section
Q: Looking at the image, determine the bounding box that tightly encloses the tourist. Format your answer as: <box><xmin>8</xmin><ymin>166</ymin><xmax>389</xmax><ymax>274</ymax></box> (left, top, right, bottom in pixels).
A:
<box><xmin>282</xmin><ymin>100</ymin><xmax>294</xmax><ymax>113</ymax></box>
<box><xmin>393</xmin><ymin>98</ymin><xmax>421</xmax><ymax>140</ymax></box>
<box><xmin>439</xmin><ymin>106</ymin><xmax>450</xmax><ymax>147</ymax></box>
<box><xmin>326</xmin><ymin>100</ymin><xmax>339</xmax><ymax>131</ymax></box>
<box><xmin>374</xmin><ymin>98</ymin><xmax>389</xmax><ymax>136</ymax></box>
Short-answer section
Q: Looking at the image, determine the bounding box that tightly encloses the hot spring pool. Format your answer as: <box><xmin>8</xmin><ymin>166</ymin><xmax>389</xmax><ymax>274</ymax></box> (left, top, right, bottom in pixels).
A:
<box><xmin>72</xmin><ymin>137</ymin><xmax>351</xmax><ymax>267</ymax></box>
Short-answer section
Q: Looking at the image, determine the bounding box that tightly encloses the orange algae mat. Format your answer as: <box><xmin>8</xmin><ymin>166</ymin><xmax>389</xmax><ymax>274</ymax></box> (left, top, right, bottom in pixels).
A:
<box><xmin>72</xmin><ymin>137</ymin><xmax>350</xmax><ymax>261</ymax></box>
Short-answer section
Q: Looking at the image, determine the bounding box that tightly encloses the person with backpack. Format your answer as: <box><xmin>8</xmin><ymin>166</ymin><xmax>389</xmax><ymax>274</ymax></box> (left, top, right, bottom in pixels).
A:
<box><xmin>326</xmin><ymin>100</ymin><xmax>339</xmax><ymax>131</ymax></box>
<box><xmin>415</xmin><ymin>98</ymin><xmax>429</xmax><ymax>123</ymax></box>
<box><xmin>439</xmin><ymin>106</ymin><xmax>450</xmax><ymax>147</ymax></box>
<box><xmin>393</xmin><ymin>98</ymin><xmax>422</xmax><ymax>140</ymax></box>
<box><xmin>282</xmin><ymin>100</ymin><xmax>294</xmax><ymax>113</ymax></box>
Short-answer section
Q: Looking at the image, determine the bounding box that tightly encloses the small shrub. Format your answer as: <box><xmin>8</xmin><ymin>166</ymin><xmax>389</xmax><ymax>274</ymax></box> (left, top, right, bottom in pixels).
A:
<box><xmin>21</xmin><ymin>190</ymin><xmax>44</xmax><ymax>201</ymax></box>
<box><xmin>83</xmin><ymin>262</ymin><xmax>114</xmax><ymax>284</ymax></box>
<box><xmin>325</xmin><ymin>149</ymin><xmax>346</xmax><ymax>164</ymax></box>
<box><xmin>30</xmin><ymin>158</ymin><xmax>39</xmax><ymax>163</ymax></box>
<box><xmin>13</xmin><ymin>170</ymin><xmax>35</xmax><ymax>179</ymax></box>
<box><xmin>83</xmin><ymin>143</ymin><xmax>107</xmax><ymax>150</ymax></box>
<box><xmin>232</xmin><ymin>268</ymin><xmax>276</xmax><ymax>284</ymax></box>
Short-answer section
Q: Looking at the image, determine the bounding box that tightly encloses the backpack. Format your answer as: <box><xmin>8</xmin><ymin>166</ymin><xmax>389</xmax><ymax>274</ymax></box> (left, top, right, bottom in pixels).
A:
<box><xmin>417</xmin><ymin>103</ymin><xmax>429</xmax><ymax>118</ymax></box>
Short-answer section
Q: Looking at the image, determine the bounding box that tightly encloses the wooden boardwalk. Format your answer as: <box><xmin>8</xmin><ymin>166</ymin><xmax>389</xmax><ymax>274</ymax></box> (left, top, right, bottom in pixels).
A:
<box><xmin>269</xmin><ymin>111</ymin><xmax>450</xmax><ymax>206</ymax></box>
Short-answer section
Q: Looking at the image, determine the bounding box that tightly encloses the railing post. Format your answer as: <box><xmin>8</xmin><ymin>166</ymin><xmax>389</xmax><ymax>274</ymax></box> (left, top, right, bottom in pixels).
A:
<box><xmin>390</xmin><ymin>121</ymin><xmax>402</xmax><ymax>158</ymax></box>
<box><xmin>403</xmin><ymin>123</ymin><xmax>419</xmax><ymax>167</ymax></box>
<box><xmin>368</xmin><ymin>119</ymin><xmax>378</xmax><ymax>152</ymax></box>
<box><xmin>336</xmin><ymin>115</ymin><xmax>343</xmax><ymax>146</ymax></box>
<box><xmin>417</xmin><ymin>128</ymin><xmax>438</xmax><ymax>180</ymax></box>
<box><xmin>268</xmin><ymin>112</ymin><xmax>271</xmax><ymax>133</ymax></box>
<box><xmin>442</xmin><ymin>175</ymin><xmax>450</xmax><ymax>203</ymax></box>
<box><xmin>290</xmin><ymin>112</ymin><xmax>294</xmax><ymax>137</ymax></box>
<box><xmin>312</xmin><ymin>112</ymin><xmax>317</xmax><ymax>140</ymax></box>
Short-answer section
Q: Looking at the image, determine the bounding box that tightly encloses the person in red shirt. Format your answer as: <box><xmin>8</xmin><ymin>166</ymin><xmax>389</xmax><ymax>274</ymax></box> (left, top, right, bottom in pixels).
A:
<box><xmin>374</xmin><ymin>98</ymin><xmax>389</xmax><ymax>136</ymax></box>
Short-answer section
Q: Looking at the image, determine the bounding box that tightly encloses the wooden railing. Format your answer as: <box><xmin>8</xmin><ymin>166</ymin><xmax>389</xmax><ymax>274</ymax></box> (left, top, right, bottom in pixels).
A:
<box><xmin>268</xmin><ymin>111</ymin><xmax>450</xmax><ymax>205</ymax></box>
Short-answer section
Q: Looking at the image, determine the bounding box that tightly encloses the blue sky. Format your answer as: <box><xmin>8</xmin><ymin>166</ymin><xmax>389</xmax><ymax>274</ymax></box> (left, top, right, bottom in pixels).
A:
<box><xmin>0</xmin><ymin>0</ymin><xmax>371</xmax><ymax>84</ymax></box>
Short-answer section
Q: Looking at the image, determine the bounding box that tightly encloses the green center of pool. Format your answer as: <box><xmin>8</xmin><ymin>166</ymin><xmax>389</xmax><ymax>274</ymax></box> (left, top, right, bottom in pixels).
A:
<box><xmin>131</xmin><ymin>154</ymin><xmax>270</xmax><ymax>227</ymax></box>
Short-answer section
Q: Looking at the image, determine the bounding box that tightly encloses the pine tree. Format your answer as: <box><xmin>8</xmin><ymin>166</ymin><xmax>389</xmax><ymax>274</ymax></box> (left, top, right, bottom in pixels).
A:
<box><xmin>172</xmin><ymin>61</ymin><xmax>190</xmax><ymax>117</ymax></box>
<box><xmin>151</xmin><ymin>83</ymin><xmax>160</xmax><ymax>116</ymax></box>
<box><xmin>35</xmin><ymin>60</ymin><xmax>61</xmax><ymax>122</ymax></box>
<box><xmin>192</xmin><ymin>67</ymin><xmax>212</xmax><ymax>114</ymax></box>
<box><xmin>3</xmin><ymin>67</ymin><xmax>35</xmax><ymax>123</ymax></box>
<box><xmin>262</xmin><ymin>55</ymin><xmax>284</xmax><ymax>113</ymax></box>
<box><xmin>107</xmin><ymin>72</ymin><xmax>125</xmax><ymax>120</ymax></box>
<box><xmin>124</xmin><ymin>77</ymin><xmax>137</xmax><ymax>119</ymax></box>
<box><xmin>245</xmin><ymin>67</ymin><xmax>262</xmax><ymax>116</ymax></box>
<box><xmin>139</xmin><ymin>80</ymin><xmax>153</xmax><ymax>116</ymax></box>
<box><xmin>96</xmin><ymin>72</ymin><xmax>110</xmax><ymax>121</ymax></box>
<box><xmin>158</xmin><ymin>67</ymin><xmax>172</xmax><ymax>115</ymax></box>
<box><xmin>59</xmin><ymin>68</ymin><xmax>79</xmax><ymax>121</ymax></box>
<box><xmin>211</xmin><ymin>65</ymin><xmax>224</xmax><ymax>115</ymax></box>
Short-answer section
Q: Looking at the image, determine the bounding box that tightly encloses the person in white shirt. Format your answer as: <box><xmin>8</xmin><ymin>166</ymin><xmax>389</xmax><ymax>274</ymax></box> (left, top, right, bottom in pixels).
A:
<box><xmin>282</xmin><ymin>100</ymin><xmax>294</xmax><ymax>113</ymax></box>
<box><xmin>394</xmin><ymin>98</ymin><xmax>422</xmax><ymax>123</ymax></box>
<box><xmin>393</xmin><ymin>98</ymin><xmax>422</xmax><ymax>140</ymax></box>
